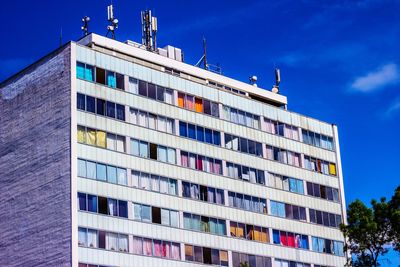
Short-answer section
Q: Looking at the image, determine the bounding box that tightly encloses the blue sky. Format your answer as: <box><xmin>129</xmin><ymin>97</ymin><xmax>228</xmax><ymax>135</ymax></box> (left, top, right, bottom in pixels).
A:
<box><xmin>1</xmin><ymin>0</ymin><xmax>399</xmax><ymax>263</ymax></box>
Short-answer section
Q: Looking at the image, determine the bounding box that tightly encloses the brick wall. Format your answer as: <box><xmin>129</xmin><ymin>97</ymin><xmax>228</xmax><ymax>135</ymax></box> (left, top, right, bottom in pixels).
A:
<box><xmin>0</xmin><ymin>44</ymin><xmax>72</xmax><ymax>266</ymax></box>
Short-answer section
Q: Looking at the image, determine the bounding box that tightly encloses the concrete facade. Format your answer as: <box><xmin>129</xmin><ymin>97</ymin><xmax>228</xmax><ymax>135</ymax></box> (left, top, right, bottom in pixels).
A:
<box><xmin>0</xmin><ymin>34</ymin><xmax>347</xmax><ymax>267</ymax></box>
<box><xmin>0</xmin><ymin>45</ymin><xmax>72</xmax><ymax>266</ymax></box>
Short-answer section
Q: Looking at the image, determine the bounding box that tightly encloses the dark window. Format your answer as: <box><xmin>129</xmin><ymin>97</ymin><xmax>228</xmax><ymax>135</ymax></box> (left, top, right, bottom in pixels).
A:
<box><xmin>87</xmin><ymin>194</ymin><xmax>97</xmax><ymax>212</ymax></box>
<box><xmin>240</xmin><ymin>138</ymin><xmax>248</xmax><ymax>153</ymax></box>
<box><xmin>329</xmin><ymin>213</ymin><xmax>336</xmax><ymax>227</ymax></box>
<box><xmin>307</xmin><ymin>182</ymin><xmax>314</xmax><ymax>196</ymax></box>
<box><xmin>299</xmin><ymin>207</ymin><xmax>307</xmax><ymax>221</ymax></box>
<box><xmin>211</xmin><ymin>249</ymin><xmax>220</xmax><ymax>265</ymax></box>
<box><xmin>203</xmin><ymin>247</ymin><xmax>212</xmax><ymax>264</ymax></box>
<box><xmin>98</xmin><ymin>196</ymin><xmax>108</xmax><ymax>215</ymax></box>
<box><xmin>147</xmin><ymin>83</ymin><xmax>156</xmax><ymax>99</ymax></box>
<box><xmin>77</xmin><ymin>93</ymin><xmax>86</xmax><ymax>110</ymax></box>
<box><xmin>106</xmin><ymin>102</ymin><xmax>116</xmax><ymax>118</ymax></box>
<box><xmin>194</xmin><ymin>246</ymin><xmax>203</xmax><ymax>262</ymax></box>
<box><xmin>203</xmin><ymin>100</ymin><xmax>211</xmax><ymax>115</ymax></box>
<box><xmin>323</xmin><ymin>212</ymin><xmax>330</xmax><ymax>226</ymax></box>
<box><xmin>78</xmin><ymin>193</ymin><xmax>87</xmax><ymax>211</ymax></box>
<box><xmin>292</xmin><ymin>205</ymin><xmax>300</xmax><ymax>220</ymax></box>
<box><xmin>86</xmin><ymin>96</ymin><xmax>96</xmax><ymax>113</ymax></box>
<box><xmin>320</xmin><ymin>185</ymin><xmax>327</xmax><ymax>199</ymax></box>
<box><xmin>213</xmin><ymin>131</ymin><xmax>221</xmax><ymax>146</ymax></box>
<box><xmin>309</xmin><ymin>209</ymin><xmax>316</xmax><ymax>223</ymax></box>
<box><xmin>116</xmin><ymin>104</ymin><xmax>125</xmax><ymax>121</ymax></box>
<box><xmin>200</xmin><ymin>185</ymin><xmax>208</xmax><ymax>202</ymax></box>
<box><xmin>116</xmin><ymin>73</ymin><xmax>124</xmax><ymax>90</ymax></box>
<box><xmin>96</xmin><ymin>99</ymin><xmax>106</xmax><ymax>116</ymax></box>
<box><xmin>196</xmin><ymin>126</ymin><xmax>204</xmax><ymax>142</ymax></box>
<box><xmin>248</xmin><ymin>140</ymin><xmax>256</xmax><ymax>155</ymax></box>
<box><xmin>149</xmin><ymin>143</ymin><xmax>157</xmax><ymax>160</ymax></box>
<box><xmin>98</xmin><ymin>231</ymin><xmax>106</xmax><ymax>249</ymax></box>
<box><xmin>204</xmin><ymin>128</ymin><xmax>213</xmax><ymax>144</ymax></box>
<box><xmin>96</xmin><ymin>67</ymin><xmax>106</xmax><ymax>85</ymax></box>
<box><xmin>179</xmin><ymin>122</ymin><xmax>187</xmax><ymax>137</ymax></box>
<box><xmin>156</xmin><ymin>86</ymin><xmax>165</xmax><ymax>101</ymax></box>
<box><xmin>188</xmin><ymin>124</ymin><xmax>196</xmax><ymax>139</ymax></box>
<box><xmin>138</xmin><ymin>81</ymin><xmax>147</xmax><ymax>96</ymax></box>
<box><xmin>316</xmin><ymin>210</ymin><xmax>323</xmax><ymax>224</ymax></box>
<box><xmin>152</xmin><ymin>207</ymin><xmax>161</xmax><ymax>224</ymax></box>
<box><xmin>118</xmin><ymin>200</ymin><xmax>128</xmax><ymax>218</ymax></box>
<box><xmin>313</xmin><ymin>183</ymin><xmax>321</xmax><ymax>198</ymax></box>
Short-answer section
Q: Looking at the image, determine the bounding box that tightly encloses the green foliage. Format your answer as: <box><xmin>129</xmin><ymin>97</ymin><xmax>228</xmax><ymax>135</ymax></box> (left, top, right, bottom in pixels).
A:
<box><xmin>340</xmin><ymin>186</ymin><xmax>400</xmax><ymax>266</ymax></box>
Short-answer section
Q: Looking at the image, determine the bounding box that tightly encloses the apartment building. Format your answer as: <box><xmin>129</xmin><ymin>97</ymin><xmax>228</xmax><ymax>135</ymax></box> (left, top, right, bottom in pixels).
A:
<box><xmin>0</xmin><ymin>33</ymin><xmax>347</xmax><ymax>267</ymax></box>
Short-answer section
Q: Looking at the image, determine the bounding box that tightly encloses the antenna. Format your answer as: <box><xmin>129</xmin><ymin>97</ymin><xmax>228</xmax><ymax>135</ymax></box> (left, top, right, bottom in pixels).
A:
<box><xmin>81</xmin><ymin>16</ymin><xmax>90</xmax><ymax>36</ymax></box>
<box><xmin>141</xmin><ymin>10</ymin><xmax>158</xmax><ymax>51</ymax></box>
<box><xmin>249</xmin><ymin>75</ymin><xmax>258</xmax><ymax>87</ymax></box>
<box><xmin>272</xmin><ymin>68</ymin><xmax>281</xmax><ymax>93</ymax></box>
<box><xmin>195</xmin><ymin>37</ymin><xmax>222</xmax><ymax>74</ymax></box>
<box><xmin>106</xmin><ymin>4</ymin><xmax>118</xmax><ymax>39</ymax></box>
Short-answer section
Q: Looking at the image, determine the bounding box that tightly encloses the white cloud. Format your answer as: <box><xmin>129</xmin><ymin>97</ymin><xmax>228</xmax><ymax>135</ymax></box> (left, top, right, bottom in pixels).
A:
<box><xmin>350</xmin><ymin>63</ymin><xmax>399</xmax><ymax>92</ymax></box>
<box><xmin>385</xmin><ymin>99</ymin><xmax>400</xmax><ymax>117</ymax></box>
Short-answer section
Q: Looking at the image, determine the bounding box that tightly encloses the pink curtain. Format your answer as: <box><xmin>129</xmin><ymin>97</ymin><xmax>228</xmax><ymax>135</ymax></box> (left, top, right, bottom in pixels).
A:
<box><xmin>266</xmin><ymin>146</ymin><xmax>273</xmax><ymax>160</ymax></box>
<box><xmin>143</xmin><ymin>238</ymin><xmax>153</xmax><ymax>256</ymax></box>
<box><xmin>171</xmin><ymin>242</ymin><xmax>181</xmax><ymax>260</ymax></box>
<box><xmin>132</xmin><ymin>237</ymin><xmax>143</xmax><ymax>254</ymax></box>
<box><xmin>154</xmin><ymin>240</ymin><xmax>162</xmax><ymax>257</ymax></box>
<box><xmin>181</xmin><ymin>152</ymin><xmax>188</xmax><ymax>167</ymax></box>
<box><xmin>196</xmin><ymin>156</ymin><xmax>203</xmax><ymax>171</ymax></box>
<box><xmin>163</xmin><ymin>241</ymin><xmax>171</xmax><ymax>258</ymax></box>
<box><xmin>213</xmin><ymin>160</ymin><xmax>222</xmax><ymax>174</ymax></box>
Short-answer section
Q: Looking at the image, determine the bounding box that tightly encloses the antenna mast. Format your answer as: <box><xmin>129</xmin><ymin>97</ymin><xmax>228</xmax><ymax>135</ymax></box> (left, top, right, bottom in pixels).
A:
<box><xmin>106</xmin><ymin>4</ymin><xmax>119</xmax><ymax>39</ymax></box>
<box><xmin>195</xmin><ymin>37</ymin><xmax>222</xmax><ymax>74</ymax></box>
<box><xmin>272</xmin><ymin>68</ymin><xmax>281</xmax><ymax>93</ymax></box>
<box><xmin>141</xmin><ymin>10</ymin><xmax>158</xmax><ymax>51</ymax></box>
<box><xmin>81</xmin><ymin>16</ymin><xmax>90</xmax><ymax>36</ymax></box>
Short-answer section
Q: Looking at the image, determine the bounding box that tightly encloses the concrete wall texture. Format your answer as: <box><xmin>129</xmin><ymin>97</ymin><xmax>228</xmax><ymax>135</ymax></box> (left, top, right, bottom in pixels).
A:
<box><xmin>0</xmin><ymin>45</ymin><xmax>72</xmax><ymax>267</ymax></box>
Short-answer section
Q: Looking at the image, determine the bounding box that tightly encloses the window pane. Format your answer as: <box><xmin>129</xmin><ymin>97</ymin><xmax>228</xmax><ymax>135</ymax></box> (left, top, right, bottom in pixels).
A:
<box><xmin>107</xmin><ymin>165</ymin><xmax>117</xmax><ymax>184</ymax></box>
<box><xmin>96</xmin><ymin>163</ymin><xmax>107</xmax><ymax>181</ymax></box>
<box><xmin>77</xmin><ymin>93</ymin><xmax>86</xmax><ymax>110</ymax></box>
<box><xmin>106</xmin><ymin>101</ymin><xmax>116</xmax><ymax>118</ymax></box>
<box><xmin>86</xmin><ymin>96</ymin><xmax>95</xmax><ymax>113</ymax></box>
<box><xmin>96</xmin><ymin>99</ymin><xmax>105</xmax><ymax>116</ymax></box>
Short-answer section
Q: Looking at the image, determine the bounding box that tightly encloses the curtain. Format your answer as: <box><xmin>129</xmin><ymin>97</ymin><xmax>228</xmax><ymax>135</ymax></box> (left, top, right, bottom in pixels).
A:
<box><xmin>161</xmin><ymin>209</ymin><xmax>170</xmax><ymax>225</ymax></box>
<box><xmin>216</xmin><ymin>189</ymin><xmax>223</xmax><ymax>204</ymax></box>
<box><xmin>128</xmin><ymin>78</ymin><xmax>138</xmax><ymax>94</ymax></box>
<box><xmin>141</xmin><ymin>173</ymin><xmax>150</xmax><ymax>190</ymax></box>
<box><xmin>158</xmin><ymin>116</ymin><xmax>166</xmax><ymax>132</ymax></box>
<box><xmin>139</xmin><ymin>141</ymin><xmax>148</xmax><ymax>158</ymax></box>
<box><xmin>189</xmin><ymin>153</ymin><xmax>196</xmax><ymax>169</ymax></box>
<box><xmin>329</xmin><ymin>163</ymin><xmax>337</xmax><ymax>175</ymax></box>
<box><xmin>249</xmin><ymin>169</ymin><xmax>256</xmax><ymax>183</ymax></box>
<box><xmin>86</xmin><ymin>161</ymin><xmax>96</xmax><ymax>179</ymax></box>
<box><xmin>165</xmin><ymin>118</ymin><xmax>174</xmax><ymax>134</ymax></box>
<box><xmin>178</xmin><ymin>93</ymin><xmax>185</xmax><ymax>107</ymax></box>
<box><xmin>143</xmin><ymin>238</ymin><xmax>153</xmax><ymax>256</ymax></box>
<box><xmin>133</xmin><ymin>203</ymin><xmax>141</xmax><ymax>220</ymax></box>
<box><xmin>171</xmin><ymin>242</ymin><xmax>180</xmax><ymax>260</ymax></box>
<box><xmin>85</xmin><ymin>65</ymin><xmax>94</xmax><ymax>81</ymax></box>
<box><xmin>266</xmin><ymin>146</ymin><xmax>273</xmax><ymax>160</ymax></box>
<box><xmin>195</xmin><ymin>98</ymin><xmax>203</xmax><ymax>112</ymax></box>
<box><xmin>142</xmin><ymin>205</ymin><xmax>151</xmax><ymax>222</ymax></box>
<box><xmin>108</xmin><ymin>199</ymin><xmax>117</xmax><ymax>216</ymax></box>
<box><xmin>96</xmin><ymin>163</ymin><xmax>107</xmax><ymax>181</ymax></box>
<box><xmin>211</xmin><ymin>102</ymin><xmax>219</xmax><ymax>117</ymax></box>
<box><xmin>133</xmin><ymin>237</ymin><xmax>143</xmax><ymax>254</ymax></box>
<box><xmin>130</xmin><ymin>109</ymin><xmax>138</xmax><ymax>124</ymax></box>
<box><xmin>154</xmin><ymin>240</ymin><xmax>162</xmax><ymax>257</ymax></box>
<box><xmin>119</xmin><ymin>235</ymin><xmax>128</xmax><ymax>252</ymax></box>
<box><xmin>87</xmin><ymin>128</ymin><xmax>96</xmax><ymax>145</ymax></box>
<box><xmin>76</xmin><ymin>63</ymin><xmax>85</xmax><ymax>79</ymax></box>
<box><xmin>162</xmin><ymin>241</ymin><xmax>171</xmax><ymax>258</ymax></box>
<box><xmin>78</xmin><ymin>228</ymin><xmax>87</xmax><ymax>246</ymax></box>
<box><xmin>159</xmin><ymin>177</ymin><xmax>168</xmax><ymax>194</ymax></box>
<box><xmin>183</xmin><ymin>213</ymin><xmax>192</xmax><ymax>229</ymax></box>
<box><xmin>87</xmin><ymin>229</ymin><xmax>97</xmax><ymax>248</ymax></box>
<box><xmin>222</xmin><ymin>105</ymin><xmax>230</xmax><ymax>120</ymax></box>
<box><xmin>106</xmin><ymin>134</ymin><xmax>116</xmax><ymax>150</ymax></box>
<box><xmin>213</xmin><ymin>160</ymin><xmax>222</xmax><ymax>174</ymax></box>
<box><xmin>168</xmin><ymin>179</ymin><xmax>177</xmax><ymax>195</ymax></box>
<box><xmin>151</xmin><ymin>175</ymin><xmax>160</xmax><ymax>192</ymax></box>
<box><xmin>170</xmin><ymin>211</ymin><xmax>179</xmax><ymax>227</ymax></box>
<box><xmin>164</xmin><ymin>89</ymin><xmax>173</xmax><ymax>104</ymax></box>
<box><xmin>207</xmin><ymin>187</ymin><xmax>215</xmax><ymax>203</ymax></box>
<box><xmin>180</xmin><ymin>152</ymin><xmax>188</xmax><ymax>167</ymax></box>
<box><xmin>116</xmin><ymin>135</ymin><xmax>125</xmax><ymax>152</ymax></box>
<box><xmin>167</xmin><ymin>148</ymin><xmax>176</xmax><ymax>164</ymax></box>
<box><xmin>96</xmin><ymin>130</ymin><xmax>106</xmax><ymax>148</ymax></box>
<box><xmin>107</xmin><ymin>166</ymin><xmax>117</xmax><ymax>184</ymax></box>
<box><xmin>157</xmin><ymin>146</ymin><xmax>167</xmax><ymax>162</ymax></box>
<box><xmin>137</xmin><ymin>111</ymin><xmax>147</xmax><ymax>127</ymax></box>
<box><xmin>77</xmin><ymin>126</ymin><xmax>86</xmax><ymax>143</ymax></box>
<box><xmin>185</xmin><ymin>95</ymin><xmax>195</xmax><ymax>110</ymax></box>
<box><xmin>117</xmin><ymin>168</ymin><xmax>127</xmax><ymax>185</ymax></box>
<box><xmin>106</xmin><ymin>71</ymin><xmax>116</xmax><ymax>88</ymax></box>
<box><xmin>148</xmin><ymin>114</ymin><xmax>156</xmax><ymax>129</ymax></box>
<box><xmin>78</xmin><ymin>159</ymin><xmax>87</xmax><ymax>177</ymax></box>
<box><xmin>131</xmin><ymin>139</ymin><xmax>139</xmax><ymax>156</ymax></box>
<box><xmin>131</xmin><ymin>171</ymin><xmax>139</xmax><ymax>188</ymax></box>
<box><xmin>106</xmin><ymin>233</ymin><xmax>118</xmax><ymax>251</ymax></box>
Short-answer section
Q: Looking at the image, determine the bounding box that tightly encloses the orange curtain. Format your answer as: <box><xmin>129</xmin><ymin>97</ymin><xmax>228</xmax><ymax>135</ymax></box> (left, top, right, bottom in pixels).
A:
<box><xmin>178</xmin><ymin>93</ymin><xmax>185</xmax><ymax>107</ymax></box>
<box><xmin>195</xmin><ymin>98</ymin><xmax>203</xmax><ymax>113</ymax></box>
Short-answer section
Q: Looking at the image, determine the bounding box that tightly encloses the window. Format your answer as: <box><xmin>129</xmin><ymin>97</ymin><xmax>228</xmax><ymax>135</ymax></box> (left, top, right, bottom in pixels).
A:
<box><xmin>312</xmin><ymin>236</ymin><xmax>344</xmax><ymax>256</ymax></box>
<box><xmin>86</xmin><ymin>95</ymin><xmax>95</xmax><ymax>113</ymax></box>
<box><xmin>309</xmin><ymin>209</ymin><xmax>342</xmax><ymax>228</ymax></box>
<box><xmin>230</xmin><ymin>221</ymin><xmax>269</xmax><ymax>243</ymax></box>
<box><xmin>132</xmin><ymin>171</ymin><xmax>178</xmax><ymax>196</ymax></box>
<box><xmin>302</xmin><ymin>129</ymin><xmax>335</xmax><ymax>150</ymax></box>
<box><xmin>184</xmin><ymin>213</ymin><xmax>226</xmax><ymax>236</ymax></box>
<box><xmin>225</xmin><ymin>134</ymin><xmax>263</xmax><ymax>157</ymax></box>
<box><xmin>232</xmin><ymin>252</ymin><xmax>271</xmax><ymax>267</ymax></box>
<box><xmin>96</xmin><ymin>99</ymin><xmax>106</xmax><ymax>116</ymax></box>
<box><xmin>76</xmin><ymin>62</ymin><xmax>94</xmax><ymax>81</ymax></box>
<box><xmin>223</xmin><ymin>105</ymin><xmax>260</xmax><ymax>129</ymax></box>
<box><xmin>228</xmin><ymin>191</ymin><xmax>267</xmax><ymax>214</ymax></box>
<box><xmin>267</xmin><ymin>173</ymin><xmax>304</xmax><ymax>194</ymax></box>
<box><xmin>77</xmin><ymin>93</ymin><xmax>86</xmax><ymax>110</ymax></box>
<box><xmin>185</xmin><ymin>245</ymin><xmax>228</xmax><ymax>266</ymax></box>
<box><xmin>226</xmin><ymin>162</ymin><xmax>265</xmax><ymax>185</ymax></box>
<box><xmin>307</xmin><ymin>182</ymin><xmax>340</xmax><ymax>203</ymax></box>
<box><xmin>272</xmin><ymin>229</ymin><xmax>309</xmax><ymax>249</ymax></box>
<box><xmin>270</xmin><ymin>200</ymin><xmax>306</xmax><ymax>221</ymax></box>
<box><xmin>96</xmin><ymin>67</ymin><xmax>106</xmax><ymax>85</ymax></box>
<box><xmin>106</xmin><ymin>101</ymin><xmax>115</xmax><ymax>118</ymax></box>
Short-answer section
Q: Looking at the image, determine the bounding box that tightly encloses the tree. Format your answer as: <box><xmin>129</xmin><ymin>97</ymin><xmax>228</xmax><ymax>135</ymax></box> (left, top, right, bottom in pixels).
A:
<box><xmin>340</xmin><ymin>186</ymin><xmax>400</xmax><ymax>266</ymax></box>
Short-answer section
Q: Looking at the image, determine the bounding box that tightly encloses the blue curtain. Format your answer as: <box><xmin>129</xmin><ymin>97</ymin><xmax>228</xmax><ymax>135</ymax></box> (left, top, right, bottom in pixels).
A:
<box><xmin>87</xmin><ymin>194</ymin><xmax>97</xmax><ymax>212</ymax></box>
<box><xmin>179</xmin><ymin>122</ymin><xmax>187</xmax><ymax>137</ymax></box>
<box><xmin>107</xmin><ymin>166</ymin><xmax>117</xmax><ymax>184</ymax></box>
<box><xmin>188</xmin><ymin>123</ymin><xmax>196</xmax><ymax>139</ymax></box>
<box><xmin>204</xmin><ymin>129</ymin><xmax>213</xmax><ymax>144</ymax></box>
<box><xmin>273</xmin><ymin>230</ymin><xmax>280</xmax><ymax>244</ymax></box>
<box><xmin>118</xmin><ymin>200</ymin><xmax>128</xmax><ymax>218</ymax></box>
<box><xmin>85</xmin><ymin>65</ymin><xmax>94</xmax><ymax>81</ymax></box>
<box><xmin>107</xmin><ymin>71</ymin><xmax>116</xmax><ymax>88</ymax></box>
<box><xmin>76</xmin><ymin>62</ymin><xmax>85</xmax><ymax>79</ymax></box>
<box><xmin>96</xmin><ymin>163</ymin><xmax>107</xmax><ymax>181</ymax></box>
<box><xmin>196</xmin><ymin>126</ymin><xmax>204</xmax><ymax>142</ymax></box>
